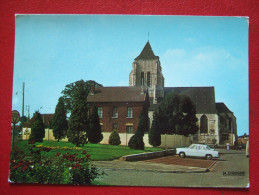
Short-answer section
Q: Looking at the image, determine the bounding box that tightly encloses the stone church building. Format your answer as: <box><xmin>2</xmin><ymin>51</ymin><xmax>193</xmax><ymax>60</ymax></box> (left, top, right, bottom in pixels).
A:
<box><xmin>88</xmin><ymin>41</ymin><xmax>237</xmax><ymax>146</ymax></box>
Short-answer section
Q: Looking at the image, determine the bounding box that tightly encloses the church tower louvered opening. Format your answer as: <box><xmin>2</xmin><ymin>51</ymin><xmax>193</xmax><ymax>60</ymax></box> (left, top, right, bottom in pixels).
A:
<box><xmin>129</xmin><ymin>41</ymin><xmax>164</xmax><ymax>104</ymax></box>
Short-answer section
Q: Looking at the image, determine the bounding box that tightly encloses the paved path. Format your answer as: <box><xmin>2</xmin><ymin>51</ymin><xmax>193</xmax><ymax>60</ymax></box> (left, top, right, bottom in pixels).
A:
<box><xmin>93</xmin><ymin>149</ymin><xmax>249</xmax><ymax>187</ymax></box>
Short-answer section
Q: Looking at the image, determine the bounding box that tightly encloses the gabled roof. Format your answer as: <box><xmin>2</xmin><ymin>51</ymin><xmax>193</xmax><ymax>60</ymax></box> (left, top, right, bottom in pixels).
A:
<box><xmin>163</xmin><ymin>87</ymin><xmax>217</xmax><ymax>114</ymax></box>
<box><xmin>87</xmin><ymin>87</ymin><xmax>147</xmax><ymax>103</ymax></box>
<box><xmin>216</xmin><ymin>103</ymin><xmax>233</xmax><ymax>114</ymax></box>
<box><xmin>134</xmin><ymin>41</ymin><xmax>159</xmax><ymax>60</ymax></box>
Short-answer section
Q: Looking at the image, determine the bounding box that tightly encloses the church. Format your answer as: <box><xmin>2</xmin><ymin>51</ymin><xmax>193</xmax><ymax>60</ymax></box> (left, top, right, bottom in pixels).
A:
<box><xmin>87</xmin><ymin>41</ymin><xmax>237</xmax><ymax>146</ymax></box>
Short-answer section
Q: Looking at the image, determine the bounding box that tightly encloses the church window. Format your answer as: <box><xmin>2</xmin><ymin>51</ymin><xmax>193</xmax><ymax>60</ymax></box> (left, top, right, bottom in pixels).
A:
<box><xmin>127</xmin><ymin>107</ymin><xmax>133</xmax><ymax>118</ymax></box>
<box><xmin>200</xmin><ymin>115</ymin><xmax>208</xmax><ymax>133</ymax></box>
<box><xmin>97</xmin><ymin>107</ymin><xmax>103</xmax><ymax>118</ymax></box>
<box><xmin>126</xmin><ymin>126</ymin><xmax>133</xmax><ymax>134</ymax></box>
<box><xmin>141</xmin><ymin>72</ymin><xmax>144</xmax><ymax>85</ymax></box>
<box><xmin>112</xmin><ymin>123</ymin><xmax>118</xmax><ymax>131</ymax></box>
<box><xmin>112</xmin><ymin>107</ymin><xmax>118</xmax><ymax>118</ymax></box>
<box><xmin>147</xmin><ymin>72</ymin><xmax>151</xmax><ymax>87</ymax></box>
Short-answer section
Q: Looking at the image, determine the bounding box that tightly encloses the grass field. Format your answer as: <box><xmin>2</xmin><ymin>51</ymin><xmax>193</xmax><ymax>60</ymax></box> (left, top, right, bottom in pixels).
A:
<box><xmin>15</xmin><ymin>140</ymin><xmax>163</xmax><ymax>161</ymax></box>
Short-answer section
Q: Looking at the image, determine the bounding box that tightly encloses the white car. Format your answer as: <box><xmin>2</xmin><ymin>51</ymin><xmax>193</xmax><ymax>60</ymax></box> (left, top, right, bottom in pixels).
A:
<box><xmin>176</xmin><ymin>144</ymin><xmax>219</xmax><ymax>160</ymax></box>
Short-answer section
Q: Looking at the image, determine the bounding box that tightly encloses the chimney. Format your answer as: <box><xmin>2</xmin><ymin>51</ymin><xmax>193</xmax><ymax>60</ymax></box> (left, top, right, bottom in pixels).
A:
<box><xmin>90</xmin><ymin>85</ymin><xmax>95</xmax><ymax>95</ymax></box>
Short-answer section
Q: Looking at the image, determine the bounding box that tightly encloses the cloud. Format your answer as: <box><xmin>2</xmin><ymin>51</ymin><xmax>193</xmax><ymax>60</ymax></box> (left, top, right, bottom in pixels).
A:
<box><xmin>160</xmin><ymin>46</ymin><xmax>246</xmax><ymax>87</ymax></box>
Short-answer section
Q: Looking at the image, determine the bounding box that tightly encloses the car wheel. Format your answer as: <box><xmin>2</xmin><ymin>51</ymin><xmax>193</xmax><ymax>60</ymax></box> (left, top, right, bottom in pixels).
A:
<box><xmin>206</xmin><ymin>154</ymin><xmax>212</xmax><ymax>160</ymax></box>
<box><xmin>179</xmin><ymin>152</ymin><xmax>185</xmax><ymax>158</ymax></box>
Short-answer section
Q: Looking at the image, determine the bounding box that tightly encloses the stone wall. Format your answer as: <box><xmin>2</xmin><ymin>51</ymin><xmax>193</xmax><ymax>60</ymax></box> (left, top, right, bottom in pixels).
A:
<box><xmin>22</xmin><ymin>128</ymin><xmax>191</xmax><ymax>148</ymax></box>
<box><xmin>100</xmin><ymin>132</ymin><xmax>191</xmax><ymax>148</ymax></box>
<box><xmin>196</xmin><ymin>114</ymin><xmax>220</xmax><ymax>145</ymax></box>
<box><xmin>22</xmin><ymin>128</ymin><xmax>68</xmax><ymax>142</ymax></box>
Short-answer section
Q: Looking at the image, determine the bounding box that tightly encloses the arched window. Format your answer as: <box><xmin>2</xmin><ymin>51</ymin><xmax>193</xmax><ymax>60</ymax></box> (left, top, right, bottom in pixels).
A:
<box><xmin>200</xmin><ymin>115</ymin><xmax>208</xmax><ymax>133</ymax></box>
<box><xmin>141</xmin><ymin>72</ymin><xmax>144</xmax><ymax>85</ymax></box>
<box><xmin>147</xmin><ymin>72</ymin><xmax>151</xmax><ymax>87</ymax></box>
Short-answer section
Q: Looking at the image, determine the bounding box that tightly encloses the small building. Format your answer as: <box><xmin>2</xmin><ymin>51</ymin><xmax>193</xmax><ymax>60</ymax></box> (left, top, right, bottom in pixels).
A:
<box><xmin>87</xmin><ymin>86</ymin><xmax>149</xmax><ymax>134</ymax></box>
<box><xmin>238</xmin><ymin>134</ymin><xmax>249</xmax><ymax>146</ymax></box>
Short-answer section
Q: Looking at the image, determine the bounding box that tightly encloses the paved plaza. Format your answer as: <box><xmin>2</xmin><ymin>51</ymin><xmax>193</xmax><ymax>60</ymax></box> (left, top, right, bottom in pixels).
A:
<box><xmin>93</xmin><ymin>149</ymin><xmax>249</xmax><ymax>187</ymax></box>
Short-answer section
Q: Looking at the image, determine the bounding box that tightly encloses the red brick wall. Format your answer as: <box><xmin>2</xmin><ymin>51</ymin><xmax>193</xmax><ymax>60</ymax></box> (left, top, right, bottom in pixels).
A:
<box><xmin>89</xmin><ymin>102</ymin><xmax>146</xmax><ymax>133</ymax></box>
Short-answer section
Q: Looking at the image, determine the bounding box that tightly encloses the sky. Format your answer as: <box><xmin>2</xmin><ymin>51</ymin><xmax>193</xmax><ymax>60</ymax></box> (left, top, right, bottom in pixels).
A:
<box><xmin>12</xmin><ymin>15</ymin><xmax>248</xmax><ymax>136</ymax></box>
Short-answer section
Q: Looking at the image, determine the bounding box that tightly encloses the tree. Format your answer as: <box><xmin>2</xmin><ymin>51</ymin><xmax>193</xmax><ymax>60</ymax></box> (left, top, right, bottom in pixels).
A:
<box><xmin>29</xmin><ymin>111</ymin><xmax>45</xmax><ymax>142</ymax></box>
<box><xmin>52</xmin><ymin>97</ymin><xmax>68</xmax><ymax>142</ymax></box>
<box><xmin>88</xmin><ymin>106</ymin><xmax>103</xmax><ymax>143</ymax></box>
<box><xmin>128</xmin><ymin>108</ymin><xmax>147</xmax><ymax>150</ymax></box>
<box><xmin>19</xmin><ymin>116</ymin><xmax>28</xmax><ymax>129</ymax></box>
<box><xmin>180</xmin><ymin>95</ymin><xmax>199</xmax><ymax>136</ymax></box>
<box><xmin>108</xmin><ymin>130</ymin><xmax>121</xmax><ymax>145</ymax></box>
<box><xmin>148</xmin><ymin>111</ymin><xmax>161</xmax><ymax>147</ymax></box>
<box><xmin>159</xmin><ymin>93</ymin><xmax>198</xmax><ymax>136</ymax></box>
<box><xmin>62</xmin><ymin>80</ymin><xmax>102</xmax><ymax>113</ymax></box>
<box><xmin>67</xmin><ymin>81</ymin><xmax>89</xmax><ymax>147</ymax></box>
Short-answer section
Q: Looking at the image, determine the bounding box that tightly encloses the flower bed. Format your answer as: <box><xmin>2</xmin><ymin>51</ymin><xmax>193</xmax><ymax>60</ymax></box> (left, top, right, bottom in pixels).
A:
<box><xmin>9</xmin><ymin>144</ymin><xmax>104</xmax><ymax>185</ymax></box>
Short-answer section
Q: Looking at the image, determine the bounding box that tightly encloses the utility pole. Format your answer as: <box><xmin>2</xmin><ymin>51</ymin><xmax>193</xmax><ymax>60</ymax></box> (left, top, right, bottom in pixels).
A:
<box><xmin>26</xmin><ymin>105</ymin><xmax>30</xmax><ymax>121</ymax></box>
<box><xmin>22</xmin><ymin>82</ymin><xmax>25</xmax><ymax>117</ymax></box>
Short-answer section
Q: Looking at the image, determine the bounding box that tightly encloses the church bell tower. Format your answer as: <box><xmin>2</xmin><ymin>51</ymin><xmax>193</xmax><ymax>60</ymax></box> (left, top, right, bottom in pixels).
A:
<box><xmin>129</xmin><ymin>41</ymin><xmax>164</xmax><ymax>104</ymax></box>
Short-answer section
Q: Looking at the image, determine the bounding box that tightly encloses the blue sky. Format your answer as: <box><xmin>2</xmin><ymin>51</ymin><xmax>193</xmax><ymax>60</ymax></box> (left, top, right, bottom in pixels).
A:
<box><xmin>12</xmin><ymin>15</ymin><xmax>248</xmax><ymax>136</ymax></box>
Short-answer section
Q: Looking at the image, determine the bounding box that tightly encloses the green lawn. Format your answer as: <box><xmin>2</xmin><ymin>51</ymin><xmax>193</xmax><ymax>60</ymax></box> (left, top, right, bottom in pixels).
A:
<box><xmin>15</xmin><ymin>140</ymin><xmax>163</xmax><ymax>161</ymax></box>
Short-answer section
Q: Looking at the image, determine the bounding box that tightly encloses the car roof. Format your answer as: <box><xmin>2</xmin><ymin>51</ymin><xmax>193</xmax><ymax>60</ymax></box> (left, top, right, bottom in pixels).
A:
<box><xmin>190</xmin><ymin>144</ymin><xmax>208</xmax><ymax>147</ymax></box>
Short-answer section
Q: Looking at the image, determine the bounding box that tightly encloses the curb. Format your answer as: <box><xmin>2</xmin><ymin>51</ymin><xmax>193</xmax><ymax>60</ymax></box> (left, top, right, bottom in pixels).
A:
<box><xmin>97</xmin><ymin>167</ymin><xmax>209</xmax><ymax>174</ymax></box>
<box><xmin>121</xmin><ymin>149</ymin><xmax>176</xmax><ymax>161</ymax></box>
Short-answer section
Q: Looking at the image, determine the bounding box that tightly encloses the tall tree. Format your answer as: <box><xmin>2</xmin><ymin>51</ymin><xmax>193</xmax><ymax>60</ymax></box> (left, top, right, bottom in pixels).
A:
<box><xmin>158</xmin><ymin>92</ymin><xmax>198</xmax><ymax>136</ymax></box>
<box><xmin>180</xmin><ymin>96</ymin><xmax>199</xmax><ymax>136</ymax></box>
<box><xmin>148</xmin><ymin>111</ymin><xmax>161</xmax><ymax>147</ymax></box>
<box><xmin>52</xmin><ymin>97</ymin><xmax>68</xmax><ymax>142</ymax></box>
<box><xmin>62</xmin><ymin>80</ymin><xmax>102</xmax><ymax>113</ymax></box>
<box><xmin>29</xmin><ymin>111</ymin><xmax>45</xmax><ymax>142</ymax></box>
<box><xmin>128</xmin><ymin>108</ymin><xmax>147</xmax><ymax>150</ymax></box>
<box><xmin>88</xmin><ymin>106</ymin><xmax>103</xmax><ymax>144</ymax></box>
<box><xmin>67</xmin><ymin>81</ymin><xmax>89</xmax><ymax>147</ymax></box>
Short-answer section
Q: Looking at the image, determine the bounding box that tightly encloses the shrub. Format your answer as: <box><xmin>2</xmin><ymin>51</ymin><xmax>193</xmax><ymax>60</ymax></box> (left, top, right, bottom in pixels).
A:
<box><xmin>128</xmin><ymin>135</ymin><xmax>144</xmax><ymax>150</ymax></box>
<box><xmin>9</xmin><ymin>144</ymin><xmax>104</xmax><ymax>185</ymax></box>
<box><xmin>148</xmin><ymin>112</ymin><xmax>161</xmax><ymax>147</ymax></box>
<box><xmin>108</xmin><ymin>130</ymin><xmax>121</xmax><ymax>145</ymax></box>
<box><xmin>29</xmin><ymin>117</ymin><xmax>45</xmax><ymax>143</ymax></box>
<box><xmin>88</xmin><ymin>106</ymin><xmax>103</xmax><ymax>144</ymax></box>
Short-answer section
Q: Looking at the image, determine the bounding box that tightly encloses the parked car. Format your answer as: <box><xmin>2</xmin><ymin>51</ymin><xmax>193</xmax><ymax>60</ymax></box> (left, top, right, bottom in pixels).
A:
<box><xmin>176</xmin><ymin>144</ymin><xmax>219</xmax><ymax>160</ymax></box>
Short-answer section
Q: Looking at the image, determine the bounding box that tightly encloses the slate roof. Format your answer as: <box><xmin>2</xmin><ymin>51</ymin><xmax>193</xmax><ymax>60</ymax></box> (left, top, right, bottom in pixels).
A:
<box><xmin>87</xmin><ymin>87</ymin><xmax>147</xmax><ymax>103</ymax></box>
<box><xmin>162</xmin><ymin>87</ymin><xmax>217</xmax><ymax>114</ymax></box>
<box><xmin>216</xmin><ymin>103</ymin><xmax>233</xmax><ymax>113</ymax></box>
<box><xmin>134</xmin><ymin>41</ymin><xmax>159</xmax><ymax>60</ymax></box>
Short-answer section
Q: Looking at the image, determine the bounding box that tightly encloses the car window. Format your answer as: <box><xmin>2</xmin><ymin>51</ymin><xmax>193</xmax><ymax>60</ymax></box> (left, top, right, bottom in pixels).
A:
<box><xmin>190</xmin><ymin>145</ymin><xmax>195</xmax><ymax>149</ymax></box>
<box><xmin>206</xmin><ymin>146</ymin><xmax>212</xmax><ymax>150</ymax></box>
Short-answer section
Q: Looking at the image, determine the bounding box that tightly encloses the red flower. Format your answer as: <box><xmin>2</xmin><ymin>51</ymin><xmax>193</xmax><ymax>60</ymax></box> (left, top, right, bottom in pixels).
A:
<box><xmin>56</xmin><ymin>153</ymin><xmax>61</xmax><ymax>156</ymax></box>
<box><xmin>82</xmin><ymin>150</ymin><xmax>87</xmax><ymax>154</ymax></box>
<box><xmin>22</xmin><ymin>165</ymin><xmax>28</xmax><ymax>170</ymax></box>
<box><xmin>86</xmin><ymin>155</ymin><xmax>90</xmax><ymax>158</ymax></box>
<box><xmin>72</xmin><ymin>163</ymin><xmax>81</xmax><ymax>169</ymax></box>
<box><xmin>13</xmin><ymin>165</ymin><xmax>19</xmax><ymax>170</ymax></box>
